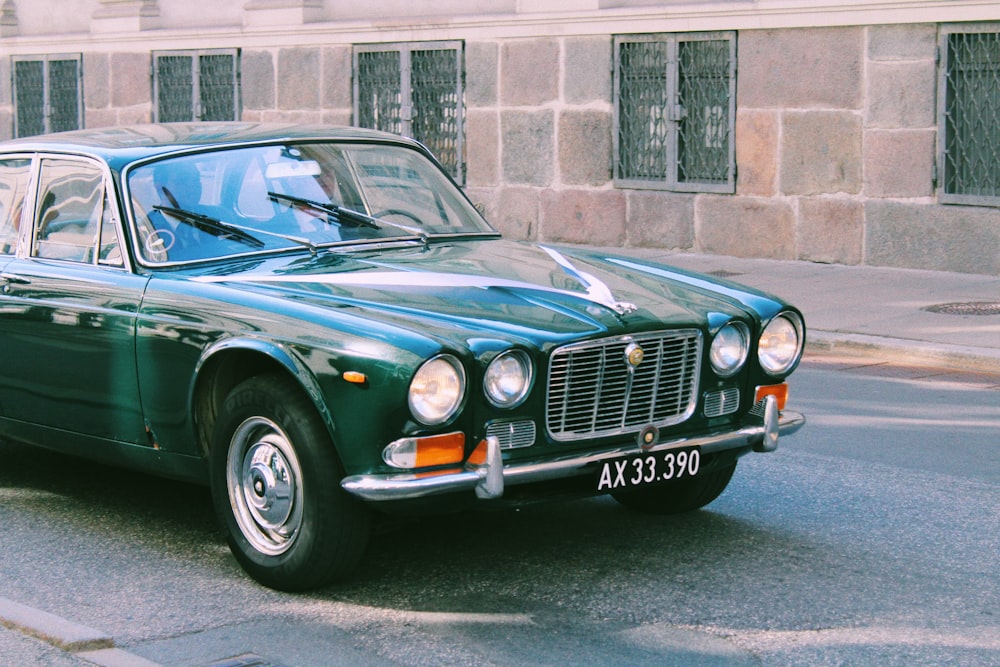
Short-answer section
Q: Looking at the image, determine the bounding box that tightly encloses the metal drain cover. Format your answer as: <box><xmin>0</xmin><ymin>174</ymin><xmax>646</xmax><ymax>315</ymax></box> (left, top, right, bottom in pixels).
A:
<box><xmin>706</xmin><ymin>269</ymin><xmax>744</xmax><ymax>278</ymax></box>
<box><xmin>922</xmin><ymin>302</ymin><xmax>1000</xmax><ymax>316</ymax></box>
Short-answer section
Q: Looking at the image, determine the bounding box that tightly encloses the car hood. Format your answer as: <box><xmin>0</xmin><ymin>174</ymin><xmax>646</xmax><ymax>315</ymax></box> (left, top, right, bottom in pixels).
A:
<box><xmin>184</xmin><ymin>240</ymin><xmax>785</xmax><ymax>347</ymax></box>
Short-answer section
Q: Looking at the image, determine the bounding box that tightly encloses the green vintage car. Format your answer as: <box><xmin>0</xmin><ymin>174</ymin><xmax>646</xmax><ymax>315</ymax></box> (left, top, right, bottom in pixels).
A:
<box><xmin>0</xmin><ymin>123</ymin><xmax>805</xmax><ymax>590</ymax></box>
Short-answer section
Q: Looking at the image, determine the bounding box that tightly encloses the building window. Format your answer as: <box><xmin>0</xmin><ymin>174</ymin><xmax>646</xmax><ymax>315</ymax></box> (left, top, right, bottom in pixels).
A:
<box><xmin>614</xmin><ymin>33</ymin><xmax>736</xmax><ymax>193</ymax></box>
<box><xmin>939</xmin><ymin>27</ymin><xmax>1000</xmax><ymax>206</ymax></box>
<box><xmin>353</xmin><ymin>42</ymin><xmax>465</xmax><ymax>183</ymax></box>
<box><xmin>153</xmin><ymin>50</ymin><xmax>240</xmax><ymax>122</ymax></box>
<box><xmin>12</xmin><ymin>55</ymin><xmax>82</xmax><ymax>137</ymax></box>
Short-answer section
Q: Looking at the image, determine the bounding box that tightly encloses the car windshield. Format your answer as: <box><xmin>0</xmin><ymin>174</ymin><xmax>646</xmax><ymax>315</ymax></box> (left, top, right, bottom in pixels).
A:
<box><xmin>127</xmin><ymin>141</ymin><xmax>495</xmax><ymax>264</ymax></box>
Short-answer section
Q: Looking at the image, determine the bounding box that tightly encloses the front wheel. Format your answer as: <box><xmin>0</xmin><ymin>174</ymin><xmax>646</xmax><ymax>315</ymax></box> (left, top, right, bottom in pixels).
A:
<box><xmin>611</xmin><ymin>461</ymin><xmax>737</xmax><ymax>515</ymax></box>
<box><xmin>210</xmin><ymin>373</ymin><xmax>370</xmax><ymax>591</ymax></box>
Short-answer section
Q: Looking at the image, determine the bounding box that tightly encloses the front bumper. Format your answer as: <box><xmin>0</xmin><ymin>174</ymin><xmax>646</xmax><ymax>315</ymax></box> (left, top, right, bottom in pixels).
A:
<box><xmin>341</xmin><ymin>395</ymin><xmax>805</xmax><ymax>502</ymax></box>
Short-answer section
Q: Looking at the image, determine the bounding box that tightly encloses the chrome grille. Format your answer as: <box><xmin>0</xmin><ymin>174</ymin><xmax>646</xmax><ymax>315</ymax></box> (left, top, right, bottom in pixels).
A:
<box><xmin>546</xmin><ymin>330</ymin><xmax>701</xmax><ymax>441</ymax></box>
<box><xmin>704</xmin><ymin>387</ymin><xmax>740</xmax><ymax>418</ymax></box>
<box><xmin>486</xmin><ymin>419</ymin><xmax>536</xmax><ymax>450</ymax></box>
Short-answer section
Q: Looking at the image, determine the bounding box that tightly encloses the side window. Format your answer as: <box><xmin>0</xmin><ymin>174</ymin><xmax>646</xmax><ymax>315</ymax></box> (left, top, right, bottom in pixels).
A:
<box><xmin>12</xmin><ymin>55</ymin><xmax>82</xmax><ymax>138</ymax></box>
<box><xmin>614</xmin><ymin>33</ymin><xmax>736</xmax><ymax>193</ymax></box>
<box><xmin>32</xmin><ymin>158</ymin><xmax>121</xmax><ymax>266</ymax></box>
<box><xmin>938</xmin><ymin>27</ymin><xmax>1000</xmax><ymax>206</ymax></box>
<box><xmin>154</xmin><ymin>49</ymin><xmax>241</xmax><ymax>122</ymax></box>
<box><xmin>354</xmin><ymin>42</ymin><xmax>465</xmax><ymax>183</ymax></box>
<box><xmin>0</xmin><ymin>158</ymin><xmax>32</xmax><ymax>255</ymax></box>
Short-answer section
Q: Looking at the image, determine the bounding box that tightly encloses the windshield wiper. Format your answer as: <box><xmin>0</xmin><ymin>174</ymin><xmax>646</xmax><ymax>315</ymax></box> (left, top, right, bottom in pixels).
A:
<box><xmin>154</xmin><ymin>205</ymin><xmax>265</xmax><ymax>248</ymax></box>
<box><xmin>267</xmin><ymin>191</ymin><xmax>429</xmax><ymax>242</ymax></box>
<box><xmin>268</xmin><ymin>192</ymin><xmax>381</xmax><ymax>230</ymax></box>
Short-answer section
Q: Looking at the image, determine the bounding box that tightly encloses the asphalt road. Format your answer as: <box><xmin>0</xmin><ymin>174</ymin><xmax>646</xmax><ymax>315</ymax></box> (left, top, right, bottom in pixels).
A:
<box><xmin>0</xmin><ymin>357</ymin><xmax>998</xmax><ymax>666</ymax></box>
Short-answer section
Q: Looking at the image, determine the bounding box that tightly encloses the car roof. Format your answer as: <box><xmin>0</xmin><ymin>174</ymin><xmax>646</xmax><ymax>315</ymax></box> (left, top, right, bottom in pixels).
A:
<box><xmin>0</xmin><ymin>122</ymin><xmax>422</xmax><ymax>168</ymax></box>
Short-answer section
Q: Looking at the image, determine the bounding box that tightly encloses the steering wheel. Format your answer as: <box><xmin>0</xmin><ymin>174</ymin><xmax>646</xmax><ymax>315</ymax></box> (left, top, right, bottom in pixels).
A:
<box><xmin>371</xmin><ymin>208</ymin><xmax>424</xmax><ymax>225</ymax></box>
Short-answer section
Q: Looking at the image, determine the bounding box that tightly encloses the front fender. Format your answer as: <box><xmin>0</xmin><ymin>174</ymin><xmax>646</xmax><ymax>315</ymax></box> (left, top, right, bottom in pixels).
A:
<box><xmin>194</xmin><ymin>335</ymin><xmax>337</xmax><ymax>442</ymax></box>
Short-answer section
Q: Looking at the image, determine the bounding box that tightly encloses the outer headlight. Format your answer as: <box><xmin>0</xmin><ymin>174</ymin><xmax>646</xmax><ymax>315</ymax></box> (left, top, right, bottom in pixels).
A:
<box><xmin>709</xmin><ymin>322</ymin><xmax>750</xmax><ymax>377</ymax></box>
<box><xmin>408</xmin><ymin>355</ymin><xmax>466</xmax><ymax>425</ymax></box>
<box><xmin>758</xmin><ymin>313</ymin><xmax>804</xmax><ymax>375</ymax></box>
<box><xmin>484</xmin><ymin>350</ymin><xmax>533</xmax><ymax>408</ymax></box>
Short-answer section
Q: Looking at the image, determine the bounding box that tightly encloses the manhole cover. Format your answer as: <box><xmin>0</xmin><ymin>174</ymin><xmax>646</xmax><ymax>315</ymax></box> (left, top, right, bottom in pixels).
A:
<box><xmin>922</xmin><ymin>302</ymin><xmax>1000</xmax><ymax>316</ymax></box>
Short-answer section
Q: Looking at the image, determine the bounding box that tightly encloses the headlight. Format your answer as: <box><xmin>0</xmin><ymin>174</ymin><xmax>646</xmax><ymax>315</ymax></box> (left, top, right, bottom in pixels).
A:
<box><xmin>484</xmin><ymin>350</ymin><xmax>533</xmax><ymax>408</ymax></box>
<box><xmin>409</xmin><ymin>355</ymin><xmax>466</xmax><ymax>425</ymax></box>
<box><xmin>758</xmin><ymin>313</ymin><xmax>804</xmax><ymax>375</ymax></box>
<box><xmin>709</xmin><ymin>322</ymin><xmax>750</xmax><ymax>377</ymax></box>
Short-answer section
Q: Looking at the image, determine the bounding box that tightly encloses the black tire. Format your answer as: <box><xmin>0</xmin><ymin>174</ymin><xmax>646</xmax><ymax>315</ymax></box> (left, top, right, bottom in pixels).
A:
<box><xmin>209</xmin><ymin>373</ymin><xmax>371</xmax><ymax>591</ymax></box>
<box><xmin>611</xmin><ymin>461</ymin><xmax>737</xmax><ymax>515</ymax></box>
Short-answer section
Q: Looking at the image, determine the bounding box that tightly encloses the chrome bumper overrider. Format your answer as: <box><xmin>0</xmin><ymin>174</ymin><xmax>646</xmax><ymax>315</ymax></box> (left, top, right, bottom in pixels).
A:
<box><xmin>341</xmin><ymin>396</ymin><xmax>805</xmax><ymax>502</ymax></box>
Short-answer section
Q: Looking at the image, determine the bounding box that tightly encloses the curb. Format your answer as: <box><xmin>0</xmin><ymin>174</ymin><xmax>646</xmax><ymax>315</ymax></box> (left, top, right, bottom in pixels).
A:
<box><xmin>807</xmin><ymin>330</ymin><xmax>1000</xmax><ymax>375</ymax></box>
<box><xmin>0</xmin><ymin>597</ymin><xmax>161</xmax><ymax>667</ymax></box>
<box><xmin>0</xmin><ymin>596</ymin><xmax>112</xmax><ymax>652</ymax></box>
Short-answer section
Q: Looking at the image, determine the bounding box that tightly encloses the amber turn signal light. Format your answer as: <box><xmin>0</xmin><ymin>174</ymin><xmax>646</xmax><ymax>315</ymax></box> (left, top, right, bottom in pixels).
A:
<box><xmin>755</xmin><ymin>383</ymin><xmax>789</xmax><ymax>411</ymax></box>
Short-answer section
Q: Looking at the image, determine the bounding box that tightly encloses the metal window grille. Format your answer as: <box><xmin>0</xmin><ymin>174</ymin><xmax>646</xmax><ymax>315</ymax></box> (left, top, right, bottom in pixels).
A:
<box><xmin>614</xmin><ymin>33</ymin><xmax>735</xmax><ymax>193</ymax></box>
<box><xmin>939</xmin><ymin>27</ymin><xmax>1000</xmax><ymax>206</ymax></box>
<box><xmin>154</xmin><ymin>50</ymin><xmax>240</xmax><ymax>123</ymax></box>
<box><xmin>354</xmin><ymin>42</ymin><xmax>465</xmax><ymax>183</ymax></box>
<box><xmin>12</xmin><ymin>55</ymin><xmax>82</xmax><ymax>137</ymax></box>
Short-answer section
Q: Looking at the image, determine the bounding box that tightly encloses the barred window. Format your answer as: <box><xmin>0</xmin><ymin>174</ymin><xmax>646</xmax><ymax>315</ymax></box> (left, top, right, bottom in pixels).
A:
<box><xmin>153</xmin><ymin>50</ymin><xmax>240</xmax><ymax>123</ymax></box>
<box><xmin>614</xmin><ymin>33</ymin><xmax>736</xmax><ymax>193</ymax></box>
<box><xmin>354</xmin><ymin>42</ymin><xmax>465</xmax><ymax>183</ymax></box>
<box><xmin>939</xmin><ymin>27</ymin><xmax>1000</xmax><ymax>206</ymax></box>
<box><xmin>12</xmin><ymin>55</ymin><xmax>82</xmax><ymax>137</ymax></box>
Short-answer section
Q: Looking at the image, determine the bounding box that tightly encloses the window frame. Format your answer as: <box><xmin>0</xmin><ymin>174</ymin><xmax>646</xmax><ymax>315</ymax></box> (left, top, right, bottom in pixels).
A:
<box><xmin>152</xmin><ymin>48</ymin><xmax>241</xmax><ymax>123</ymax></box>
<box><xmin>352</xmin><ymin>41</ymin><xmax>466</xmax><ymax>184</ymax></box>
<box><xmin>937</xmin><ymin>24</ymin><xmax>1000</xmax><ymax>207</ymax></box>
<box><xmin>29</xmin><ymin>154</ymin><xmax>125</xmax><ymax>268</ymax></box>
<box><xmin>11</xmin><ymin>54</ymin><xmax>83</xmax><ymax>138</ymax></box>
<box><xmin>613</xmin><ymin>32</ymin><xmax>736</xmax><ymax>194</ymax></box>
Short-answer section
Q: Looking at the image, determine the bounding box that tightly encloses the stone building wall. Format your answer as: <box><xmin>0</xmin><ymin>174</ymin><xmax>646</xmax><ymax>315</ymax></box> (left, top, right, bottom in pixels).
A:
<box><xmin>0</xmin><ymin>3</ymin><xmax>998</xmax><ymax>274</ymax></box>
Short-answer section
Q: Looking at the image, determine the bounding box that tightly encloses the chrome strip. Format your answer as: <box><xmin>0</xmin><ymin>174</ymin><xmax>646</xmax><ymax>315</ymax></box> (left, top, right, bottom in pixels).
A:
<box><xmin>341</xmin><ymin>410</ymin><xmax>805</xmax><ymax>502</ymax></box>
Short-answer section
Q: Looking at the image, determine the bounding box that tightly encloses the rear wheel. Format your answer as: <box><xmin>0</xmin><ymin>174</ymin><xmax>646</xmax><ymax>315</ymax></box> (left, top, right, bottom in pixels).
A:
<box><xmin>611</xmin><ymin>461</ymin><xmax>737</xmax><ymax>515</ymax></box>
<box><xmin>210</xmin><ymin>373</ymin><xmax>370</xmax><ymax>591</ymax></box>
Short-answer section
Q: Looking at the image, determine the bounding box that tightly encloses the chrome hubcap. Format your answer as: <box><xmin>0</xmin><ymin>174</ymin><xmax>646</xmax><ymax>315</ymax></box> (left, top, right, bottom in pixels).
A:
<box><xmin>227</xmin><ymin>417</ymin><xmax>304</xmax><ymax>556</ymax></box>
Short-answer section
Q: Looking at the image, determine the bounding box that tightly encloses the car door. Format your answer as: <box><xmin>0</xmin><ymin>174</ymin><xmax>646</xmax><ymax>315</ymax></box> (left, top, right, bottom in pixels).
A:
<box><xmin>0</xmin><ymin>154</ymin><xmax>150</xmax><ymax>445</ymax></box>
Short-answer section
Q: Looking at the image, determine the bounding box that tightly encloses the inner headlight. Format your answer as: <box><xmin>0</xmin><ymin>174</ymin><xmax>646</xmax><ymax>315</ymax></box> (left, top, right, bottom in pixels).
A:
<box><xmin>758</xmin><ymin>312</ymin><xmax>804</xmax><ymax>375</ymax></box>
<box><xmin>709</xmin><ymin>322</ymin><xmax>750</xmax><ymax>377</ymax></box>
<box><xmin>409</xmin><ymin>355</ymin><xmax>466</xmax><ymax>425</ymax></box>
<box><xmin>484</xmin><ymin>350</ymin><xmax>533</xmax><ymax>408</ymax></box>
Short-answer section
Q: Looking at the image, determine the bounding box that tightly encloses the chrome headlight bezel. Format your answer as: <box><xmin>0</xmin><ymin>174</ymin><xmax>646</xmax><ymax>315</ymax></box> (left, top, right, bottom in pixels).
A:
<box><xmin>408</xmin><ymin>354</ymin><xmax>466</xmax><ymax>426</ymax></box>
<box><xmin>758</xmin><ymin>312</ymin><xmax>805</xmax><ymax>376</ymax></box>
<box><xmin>709</xmin><ymin>322</ymin><xmax>750</xmax><ymax>378</ymax></box>
<box><xmin>483</xmin><ymin>349</ymin><xmax>534</xmax><ymax>408</ymax></box>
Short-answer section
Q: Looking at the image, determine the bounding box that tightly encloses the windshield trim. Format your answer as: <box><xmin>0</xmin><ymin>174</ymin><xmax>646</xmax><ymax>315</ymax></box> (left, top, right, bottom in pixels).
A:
<box><xmin>124</xmin><ymin>138</ymin><xmax>498</xmax><ymax>269</ymax></box>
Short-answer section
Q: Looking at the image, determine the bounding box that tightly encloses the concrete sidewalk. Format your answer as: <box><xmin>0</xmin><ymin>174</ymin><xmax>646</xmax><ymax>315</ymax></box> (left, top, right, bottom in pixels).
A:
<box><xmin>641</xmin><ymin>251</ymin><xmax>1000</xmax><ymax>375</ymax></box>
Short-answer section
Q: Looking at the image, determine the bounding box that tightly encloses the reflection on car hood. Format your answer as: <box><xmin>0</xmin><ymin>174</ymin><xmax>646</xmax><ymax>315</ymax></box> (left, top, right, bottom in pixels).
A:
<box><xmin>187</xmin><ymin>240</ymin><xmax>782</xmax><ymax>343</ymax></box>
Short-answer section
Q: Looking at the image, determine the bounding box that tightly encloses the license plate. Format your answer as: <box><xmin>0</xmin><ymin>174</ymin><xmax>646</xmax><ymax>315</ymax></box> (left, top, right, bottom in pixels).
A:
<box><xmin>596</xmin><ymin>447</ymin><xmax>701</xmax><ymax>492</ymax></box>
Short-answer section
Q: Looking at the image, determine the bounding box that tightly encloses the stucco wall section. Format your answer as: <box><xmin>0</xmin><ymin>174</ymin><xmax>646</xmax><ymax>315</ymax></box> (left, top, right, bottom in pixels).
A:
<box><xmin>501</xmin><ymin>110</ymin><xmax>554</xmax><ymax>186</ymax></box>
<box><xmin>558</xmin><ymin>109</ymin><xmax>611</xmax><ymax>186</ymax></box>
<box><xmin>696</xmin><ymin>196</ymin><xmax>796</xmax><ymax>260</ymax></box>
<box><xmin>467</xmin><ymin>41</ymin><xmax>499</xmax><ymax>108</ymax></box>
<box><xmin>278</xmin><ymin>48</ymin><xmax>321</xmax><ymax>111</ymax></box>
<box><xmin>626</xmin><ymin>192</ymin><xmax>695</xmax><ymax>250</ymax></box>
<box><xmin>798</xmin><ymin>197</ymin><xmax>864</xmax><ymax>265</ymax></box>
<box><xmin>563</xmin><ymin>37</ymin><xmax>611</xmax><ymax>104</ymax></box>
<box><xmin>242</xmin><ymin>50</ymin><xmax>275</xmax><ymax>112</ymax></box>
<box><xmin>540</xmin><ymin>189</ymin><xmax>626</xmax><ymax>246</ymax></box>
<box><xmin>467</xmin><ymin>109</ymin><xmax>500</xmax><ymax>187</ymax></box>
<box><xmin>738</xmin><ymin>27</ymin><xmax>863</xmax><ymax>109</ymax></box>
<box><xmin>864</xmin><ymin>129</ymin><xmax>935</xmax><ymax>198</ymax></box>
<box><xmin>500</xmin><ymin>39</ymin><xmax>559</xmax><ymax>106</ymax></box>
<box><xmin>735</xmin><ymin>109</ymin><xmax>778</xmax><ymax>197</ymax></box>
<box><xmin>866</xmin><ymin>202</ymin><xmax>1000</xmax><ymax>274</ymax></box>
<box><xmin>780</xmin><ymin>111</ymin><xmax>863</xmax><ymax>196</ymax></box>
